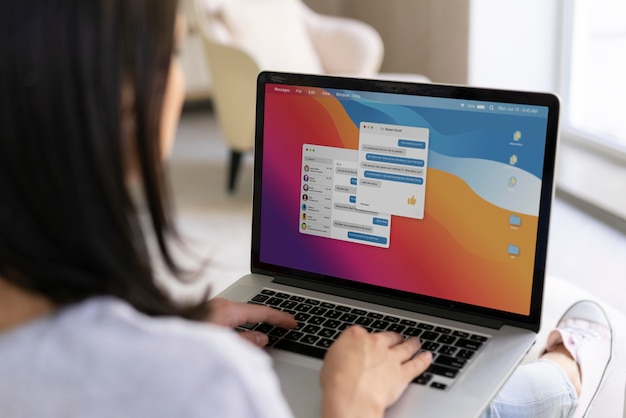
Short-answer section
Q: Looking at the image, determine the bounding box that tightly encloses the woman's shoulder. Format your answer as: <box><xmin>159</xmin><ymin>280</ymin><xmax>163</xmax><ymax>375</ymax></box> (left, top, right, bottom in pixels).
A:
<box><xmin>0</xmin><ymin>297</ymin><xmax>293</xmax><ymax>418</ymax></box>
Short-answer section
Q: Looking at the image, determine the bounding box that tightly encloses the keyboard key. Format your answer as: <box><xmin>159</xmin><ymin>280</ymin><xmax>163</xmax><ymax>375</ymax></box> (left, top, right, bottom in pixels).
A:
<box><xmin>300</xmin><ymin>335</ymin><xmax>320</xmax><ymax>345</ymax></box>
<box><xmin>387</xmin><ymin>324</ymin><xmax>406</xmax><ymax>333</ymax></box>
<box><xmin>280</xmin><ymin>300</ymin><xmax>298</xmax><ymax>310</ymax></box>
<box><xmin>422</xmin><ymin>341</ymin><xmax>440</xmax><ymax>351</ymax></box>
<box><xmin>302</xmin><ymin>324</ymin><xmax>321</xmax><ymax>334</ymax></box>
<box><xmin>367</xmin><ymin>312</ymin><xmax>383</xmax><ymax>319</ymax></box>
<box><xmin>295</xmin><ymin>303</ymin><xmax>313</xmax><ymax>312</ymax></box>
<box><xmin>435</xmin><ymin>326</ymin><xmax>452</xmax><ymax>334</ymax></box>
<box><xmin>434</xmin><ymin>355</ymin><xmax>467</xmax><ymax>370</ymax></box>
<box><xmin>255</xmin><ymin>323</ymin><xmax>273</xmax><ymax>333</ymax></box>
<box><xmin>339</xmin><ymin>313</ymin><xmax>357</xmax><ymax>323</ymax></box>
<box><xmin>355</xmin><ymin>317</ymin><xmax>373</xmax><ymax>326</ymax></box>
<box><xmin>413</xmin><ymin>373</ymin><xmax>432</xmax><ymax>385</ymax></box>
<box><xmin>308</xmin><ymin>316</ymin><xmax>326</xmax><ymax>326</ymax></box>
<box><xmin>437</xmin><ymin>335</ymin><xmax>457</xmax><ymax>345</ymax></box>
<box><xmin>266</xmin><ymin>297</ymin><xmax>283</xmax><ymax>307</ymax></box>
<box><xmin>335</xmin><ymin>305</ymin><xmax>351</xmax><ymax>312</ymax></box>
<box><xmin>316</xmin><ymin>338</ymin><xmax>334</xmax><ymax>349</ymax></box>
<box><xmin>260</xmin><ymin>289</ymin><xmax>275</xmax><ymax>296</ymax></box>
<box><xmin>304</xmin><ymin>299</ymin><xmax>320</xmax><ymax>305</ymax></box>
<box><xmin>274</xmin><ymin>339</ymin><xmax>326</xmax><ymax>359</ymax></box>
<box><xmin>417</xmin><ymin>323</ymin><xmax>434</xmax><ymax>330</ymax></box>
<box><xmin>285</xmin><ymin>331</ymin><xmax>304</xmax><ymax>341</ymax></box>
<box><xmin>427</xmin><ymin>365</ymin><xmax>459</xmax><ymax>379</ymax></box>
<box><xmin>318</xmin><ymin>328</ymin><xmax>336</xmax><ymax>339</ymax></box>
<box><xmin>322</xmin><ymin>319</ymin><xmax>342</xmax><ymax>329</ymax></box>
<box><xmin>269</xmin><ymin>327</ymin><xmax>289</xmax><ymax>337</ymax></box>
<box><xmin>455</xmin><ymin>339</ymin><xmax>483</xmax><ymax>350</ymax></box>
<box><xmin>289</xmin><ymin>295</ymin><xmax>305</xmax><ymax>302</ymax></box>
<box><xmin>275</xmin><ymin>292</ymin><xmax>291</xmax><ymax>299</ymax></box>
<box><xmin>383</xmin><ymin>315</ymin><xmax>400</xmax><ymax>323</ymax></box>
<box><xmin>310</xmin><ymin>306</ymin><xmax>328</xmax><ymax>316</ymax></box>
<box><xmin>470</xmin><ymin>334</ymin><xmax>489</xmax><ymax>342</ymax></box>
<box><xmin>430</xmin><ymin>382</ymin><xmax>447</xmax><ymax>390</ymax></box>
<box><xmin>438</xmin><ymin>345</ymin><xmax>458</xmax><ymax>356</ymax></box>
<box><xmin>294</xmin><ymin>312</ymin><xmax>311</xmax><ymax>322</ymax></box>
<box><xmin>400</xmin><ymin>319</ymin><xmax>417</xmax><ymax>327</ymax></box>
<box><xmin>338</xmin><ymin>322</ymin><xmax>351</xmax><ymax>331</ymax></box>
<box><xmin>421</xmin><ymin>331</ymin><xmax>439</xmax><ymax>341</ymax></box>
<box><xmin>404</xmin><ymin>327</ymin><xmax>422</xmax><ymax>337</ymax></box>
<box><xmin>251</xmin><ymin>294</ymin><xmax>270</xmax><ymax>303</ymax></box>
<box><xmin>457</xmin><ymin>349</ymin><xmax>475</xmax><ymax>360</ymax></box>
<box><xmin>452</xmin><ymin>330</ymin><xmax>470</xmax><ymax>338</ymax></box>
<box><xmin>320</xmin><ymin>302</ymin><xmax>336</xmax><ymax>309</ymax></box>
<box><xmin>371</xmin><ymin>320</ymin><xmax>390</xmax><ymax>330</ymax></box>
<box><xmin>351</xmin><ymin>308</ymin><xmax>367</xmax><ymax>315</ymax></box>
<box><xmin>324</xmin><ymin>310</ymin><xmax>343</xmax><ymax>319</ymax></box>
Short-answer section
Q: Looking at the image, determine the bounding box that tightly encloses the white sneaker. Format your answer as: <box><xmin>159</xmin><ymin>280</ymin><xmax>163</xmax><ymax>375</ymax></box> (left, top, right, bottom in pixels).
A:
<box><xmin>545</xmin><ymin>300</ymin><xmax>613</xmax><ymax>418</ymax></box>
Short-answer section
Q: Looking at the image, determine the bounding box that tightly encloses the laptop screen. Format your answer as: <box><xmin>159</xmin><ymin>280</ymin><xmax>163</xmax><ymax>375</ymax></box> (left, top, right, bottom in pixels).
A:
<box><xmin>253</xmin><ymin>73</ymin><xmax>559</xmax><ymax>320</ymax></box>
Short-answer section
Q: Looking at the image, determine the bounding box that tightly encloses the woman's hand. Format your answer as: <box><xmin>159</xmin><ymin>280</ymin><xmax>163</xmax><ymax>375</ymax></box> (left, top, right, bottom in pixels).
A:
<box><xmin>206</xmin><ymin>297</ymin><xmax>297</xmax><ymax>347</ymax></box>
<box><xmin>320</xmin><ymin>325</ymin><xmax>432</xmax><ymax>418</ymax></box>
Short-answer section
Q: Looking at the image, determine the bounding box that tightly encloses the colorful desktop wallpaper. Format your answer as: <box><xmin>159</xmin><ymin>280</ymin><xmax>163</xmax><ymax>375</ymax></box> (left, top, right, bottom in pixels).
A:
<box><xmin>259</xmin><ymin>84</ymin><xmax>549</xmax><ymax>316</ymax></box>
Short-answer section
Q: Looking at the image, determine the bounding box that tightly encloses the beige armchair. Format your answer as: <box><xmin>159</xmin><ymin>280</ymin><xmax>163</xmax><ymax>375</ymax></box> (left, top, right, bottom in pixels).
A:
<box><xmin>192</xmin><ymin>0</ymin><xmax>426</xmax><ymax>192</ymax></box>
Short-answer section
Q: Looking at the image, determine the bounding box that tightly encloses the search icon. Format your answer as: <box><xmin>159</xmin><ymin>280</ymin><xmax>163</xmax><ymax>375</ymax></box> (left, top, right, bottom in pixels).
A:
<box><xmin>489</xmin><ymin>105</ymin><xmax>494</xmax><ymax>110</ymax></box>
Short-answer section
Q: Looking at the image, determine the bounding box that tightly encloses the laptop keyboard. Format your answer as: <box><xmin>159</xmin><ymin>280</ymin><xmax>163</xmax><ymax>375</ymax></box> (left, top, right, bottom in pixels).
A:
<box><xmin>240</xmin><ymin>288</ymin><xmax>490</xmax><ymax>391</ymax></box>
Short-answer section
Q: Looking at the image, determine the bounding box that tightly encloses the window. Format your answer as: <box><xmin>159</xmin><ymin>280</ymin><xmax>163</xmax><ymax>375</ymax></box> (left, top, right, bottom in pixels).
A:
<box><xmin>562</xmin><ymin>0</ymin><xmax>626</xmax><ymax>152</ymax></box>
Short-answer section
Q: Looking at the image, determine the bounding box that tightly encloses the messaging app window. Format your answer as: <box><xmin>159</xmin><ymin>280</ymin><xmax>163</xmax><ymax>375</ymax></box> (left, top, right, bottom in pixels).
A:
<box><xmin>300</xmin><ymin>144</ymin><xmax>391</xmax><ymax>248</ymax></box>
<box><xmin>356</xmin><ymin>122</ymin><xmax>430</xmax><ymax>219</ymax></box>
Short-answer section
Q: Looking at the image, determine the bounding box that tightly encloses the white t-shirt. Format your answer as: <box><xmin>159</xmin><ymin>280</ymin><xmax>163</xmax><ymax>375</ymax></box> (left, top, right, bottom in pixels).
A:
<box><xmin>0</xmin><ymin>297</ymin><xmax>295</xmax><ymax>418</ymax></box>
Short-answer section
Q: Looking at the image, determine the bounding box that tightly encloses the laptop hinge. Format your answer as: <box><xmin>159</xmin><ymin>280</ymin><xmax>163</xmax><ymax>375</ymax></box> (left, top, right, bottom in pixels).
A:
<box><xmin>273</xmin><ymin>275</ymin><xmax>504</xmax><ymax>330</ymax></box>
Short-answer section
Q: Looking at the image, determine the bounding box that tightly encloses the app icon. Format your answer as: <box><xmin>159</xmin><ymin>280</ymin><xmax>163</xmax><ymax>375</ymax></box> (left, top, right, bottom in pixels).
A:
<box><xmin>513</xmin><ymin>131</ymin><xmax>522</xmax><ymax>141</ymax></box>
<box><xmin>509</xmin><ymin>155</ymin><xmax>518</xmax><ymax>165</ymax></box>
<box><xmin>508</xmin><ymin>244</ymin><xmax>520</xmax><ymax>256</ymax></box>
<box><xmin>509</xmin><ymin>214</ymin><xmax>521</xmax><ymax>227</ymax></box>
<box><xmin>508</xmin><ymin>176</ymin><xmax>517</xmax><ymax>188</ymax></box>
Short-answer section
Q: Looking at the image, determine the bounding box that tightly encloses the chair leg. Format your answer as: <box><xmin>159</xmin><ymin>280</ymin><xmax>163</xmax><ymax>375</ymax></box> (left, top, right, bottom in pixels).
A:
<box><xmin>227</xmin><ymin>149</ymin><xmax>243</xmax><ymax>193</ymax></box>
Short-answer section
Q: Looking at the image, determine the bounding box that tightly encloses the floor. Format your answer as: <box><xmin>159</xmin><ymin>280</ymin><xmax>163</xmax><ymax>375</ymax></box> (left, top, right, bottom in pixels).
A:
<box><xmin>169</xmin><ymin>106</ymin><xmax>626</xmax><ymax>316</ymax></box>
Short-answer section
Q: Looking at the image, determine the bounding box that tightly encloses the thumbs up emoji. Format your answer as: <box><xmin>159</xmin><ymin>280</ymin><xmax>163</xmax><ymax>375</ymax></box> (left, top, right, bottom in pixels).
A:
<box><xmin>407</xmin><ymin>195</ymin><xmax>416</xmax><ymax>205</ymax></box>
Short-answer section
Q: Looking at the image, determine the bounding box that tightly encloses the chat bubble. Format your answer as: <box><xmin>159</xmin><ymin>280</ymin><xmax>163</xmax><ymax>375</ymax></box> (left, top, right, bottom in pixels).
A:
<box><xmin>335</xmin><ymin>185</ymin><xmax>357</xmax><ymax>194</ymax></box>
<box><xmin>333</xmin><ymin>220</ymin><xmax>374</xmax><ymax>233</ymax></box>
<box><xmin>361</xmin><ymin>144</ymin><xmax>406</xmax><ymax>156</ymax></box>
<box><xmin>360</xmin><ymin>162</ymin><xmax>423</xmax><ymax>176</ymax></box>
<box><xmin>335</xmin><ymin>166</ymin><xmax>358</xmax><ymax>176</ymax></box>
<box><xmin>366</xmin><ymin>153</ymin><xmax>424</xmax><ymax>167</ymax></box>
<box><xmin>398</xmin><ymin>139</ymin><xmax>426</xmax><ymax>149</ymax></box>
<box><xmin>364</xmin><ymin>171</ymin><xmax>423</xmax><ymax>185</ymax></box>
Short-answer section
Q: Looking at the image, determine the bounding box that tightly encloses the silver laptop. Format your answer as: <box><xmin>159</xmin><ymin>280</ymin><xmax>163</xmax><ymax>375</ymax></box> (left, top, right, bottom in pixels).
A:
<box><xmin>218</xmin><ymin>71</ymin><xmax>560</xmax><ymax>417</ymax></box>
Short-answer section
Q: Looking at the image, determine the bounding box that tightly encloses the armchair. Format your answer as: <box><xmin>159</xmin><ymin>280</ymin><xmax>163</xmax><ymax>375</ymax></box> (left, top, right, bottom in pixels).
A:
<box><xmin>192</xmin><ymin>0</ymin><xmax>427</xmax><ymax>192</ymax></box>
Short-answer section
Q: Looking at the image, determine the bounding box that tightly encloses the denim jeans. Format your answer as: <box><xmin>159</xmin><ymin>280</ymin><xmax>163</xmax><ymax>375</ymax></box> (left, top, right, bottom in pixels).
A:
<box><xmin>481</xmin><ymin>360</ymin><xmax>579</xmax><ymax>418</ymax></box>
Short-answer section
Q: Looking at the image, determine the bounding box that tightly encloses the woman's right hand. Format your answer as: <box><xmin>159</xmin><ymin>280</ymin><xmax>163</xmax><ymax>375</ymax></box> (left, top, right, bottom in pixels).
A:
<box><xmin>320</xmin><ymin>325</ymin><xmax>432</xmax><ymax>418</ymax></box>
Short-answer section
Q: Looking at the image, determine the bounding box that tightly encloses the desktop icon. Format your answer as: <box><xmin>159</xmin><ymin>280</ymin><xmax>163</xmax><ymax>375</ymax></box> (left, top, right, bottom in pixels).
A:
<box><xmin>513</xmin><ymin>131</ymin><xmax>522</xmax><ymax>141</ymax></box>
<box><xmin>507</xmin><ymin>244</ymin><xmax>520</xmax><ymax>256</ymax></box>
<box><xmin>509</xmin><ymin>155</ymin><xmax>518</xmax><ymax>165</ymax></box>
<box><xmin>508</xmin><ymin>176</ymin><xmax>517</xmax><ymax>188</ymax></box>
<box><xmin>509</xmin><ymin>214</ymin><xmax>521</xmax><ymax>227</ymax></box>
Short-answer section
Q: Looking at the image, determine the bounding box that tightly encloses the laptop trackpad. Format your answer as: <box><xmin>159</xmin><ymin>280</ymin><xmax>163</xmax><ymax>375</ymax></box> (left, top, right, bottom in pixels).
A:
<box><xmin>274</xmin><ymin>359</ymin><xmax>322</xmax><ymax>418</ymax></box>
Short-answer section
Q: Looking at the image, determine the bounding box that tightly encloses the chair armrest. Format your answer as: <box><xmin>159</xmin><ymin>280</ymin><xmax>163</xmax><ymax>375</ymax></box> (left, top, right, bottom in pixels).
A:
<box><xmin>200</xmin><ymin>38</ymin><xmax>259</xmax><ymax>151</ymax></box>
<box><xmin>301</xmin><ymin>6</ymin><xmax>384</xmax><ymax>76</ymax></box>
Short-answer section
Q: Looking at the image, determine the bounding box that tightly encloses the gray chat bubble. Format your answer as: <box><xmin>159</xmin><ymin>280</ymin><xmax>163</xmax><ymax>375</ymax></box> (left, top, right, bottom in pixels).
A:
<box><xmin>335</xmin><ymin>167</ymin><xmax>358</xmax><ymax>176</ymax></box>
<box><xmin>359</xmin><ymin>178</ymin><xmax>382</xmax><ymax>187</ymax></box>
<box><xmin>332</xmin><ymin>220</ymin><xmax>373</xmax><ymax>233</ymax></box>
<box><xmin>361</xmin><ymin>144</ymin><xmax>406</xmax><ymax>156</ymax></box>
<box><xmin>335</xmin><ymin>185</ymin><xmax>357</xmax><ymax>194</ymax></box>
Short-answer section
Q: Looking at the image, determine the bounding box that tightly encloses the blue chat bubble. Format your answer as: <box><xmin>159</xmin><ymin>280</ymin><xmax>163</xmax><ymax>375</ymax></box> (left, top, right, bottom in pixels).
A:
<box><xmin>398</xmin><ymin>139</ymin><xmax>426</xmax><ymax>149</ymax></box>
<box><xmin>364</xmin><ymin>171</ymin><xmax>423</xmax><ymax>185</ymax></box>
<box><xmin>366</xmin><ymin>153</ymin><xmax>424</xmax><ymax>167</ymax></box>
<box><xmin>348</xmin><ymin>232</ymin><xmax>388</xmax><ymax>245</ymax></box>
<box><xmin>373</xmin><ymin>217</ymin><xmax>389</xmax><ymax>226</ymax></box>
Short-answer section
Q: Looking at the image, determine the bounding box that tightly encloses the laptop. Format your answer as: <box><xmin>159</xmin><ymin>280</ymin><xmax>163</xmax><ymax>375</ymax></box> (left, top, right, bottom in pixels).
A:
<box><xmin>218</xmin><ymin>71</ymin><xmax>560</xmax><ymax>417</ymax></box>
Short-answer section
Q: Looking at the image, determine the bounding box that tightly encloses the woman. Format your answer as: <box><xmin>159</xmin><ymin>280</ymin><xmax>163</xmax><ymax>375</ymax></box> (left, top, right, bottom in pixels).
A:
<box><xmin>0</xmin><ymin>1</ymin><xmax>611</xmax><ymax>417</ymax></box>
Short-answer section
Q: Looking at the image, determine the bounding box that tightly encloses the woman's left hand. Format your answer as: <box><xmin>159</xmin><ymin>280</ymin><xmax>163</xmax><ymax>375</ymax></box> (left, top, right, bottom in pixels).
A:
<box><xmin>206</xmin><ymin>297</ymin><xmax>297</xmax><ymax>347</ymax></box>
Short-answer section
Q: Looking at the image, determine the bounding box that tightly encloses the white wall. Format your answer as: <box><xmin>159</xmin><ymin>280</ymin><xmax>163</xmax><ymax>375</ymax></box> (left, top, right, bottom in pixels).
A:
<box><xmin>468</xmin><ymin>0</ymin><xmax>562</xmax><ymax>92</ymax></box>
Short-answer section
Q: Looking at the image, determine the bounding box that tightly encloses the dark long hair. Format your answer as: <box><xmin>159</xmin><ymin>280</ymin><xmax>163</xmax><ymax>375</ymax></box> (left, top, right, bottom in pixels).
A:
<box><xmin>0</xmin><ymin>0</ymin><xmax>208</xmax><ymax>318</ymax></box>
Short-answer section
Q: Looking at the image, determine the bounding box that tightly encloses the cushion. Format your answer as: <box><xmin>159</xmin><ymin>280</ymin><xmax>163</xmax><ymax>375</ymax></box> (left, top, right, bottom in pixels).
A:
<box><xmin>220</xmin><ymin>0</ymin><xmax>323</xmax><ymax>74</ymax></box>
